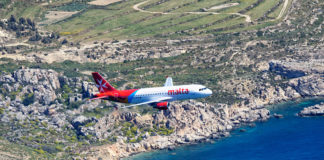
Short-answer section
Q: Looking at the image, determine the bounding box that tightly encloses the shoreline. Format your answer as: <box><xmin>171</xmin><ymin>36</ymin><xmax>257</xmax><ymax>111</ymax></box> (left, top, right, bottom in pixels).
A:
<box><xmin>85</xmin><ymin>63</ymin><xmax>323</xmax><ymax>159</ymax></box>
<box><xmin>127</xmin><ymin>97</ymin><xmax>324</xmax><ymax>160</ymax></box>
<box><xmin>126</xmin><ymin>97</ymin><xmax>324</xmax><ymax>160</ymax></box>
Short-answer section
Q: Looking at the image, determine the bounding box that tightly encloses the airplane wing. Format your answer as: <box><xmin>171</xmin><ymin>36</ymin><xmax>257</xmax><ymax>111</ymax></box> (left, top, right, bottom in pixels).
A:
<box><xmin>122</xmin><ymin>97</ymin><xmax>172</xmax><ymax>108</ymax></box>
<box><xmin>164</xmin><ymin>77</ymin><xmax>173</xmax><ymax>87</ymax></box>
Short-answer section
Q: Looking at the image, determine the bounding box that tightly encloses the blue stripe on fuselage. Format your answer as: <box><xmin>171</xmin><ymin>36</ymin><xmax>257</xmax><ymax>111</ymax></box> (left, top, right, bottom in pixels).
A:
<box><xmin>127</xmin><ymin>90</ymin><xmax>139</xmax><ymax>103</ymax></box>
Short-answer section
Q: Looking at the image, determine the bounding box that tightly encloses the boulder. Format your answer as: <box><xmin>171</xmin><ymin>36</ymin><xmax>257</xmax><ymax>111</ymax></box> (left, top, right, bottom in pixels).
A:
<box><xmin>0</xmin><ymin>74</ymin><xmax>16</xmax><ymax>83</ymax></box>
<box><xmin>298</xmin><ymin>103</ymin><xmax>324</xmax><ymax>116</ymax></box>
<box><xmin>72</xmin><ymin>115</ymin><xmax>89</xmax><ymax>128</ymax></box>
<box><xmin>13</xmin><ymin>69</ymin><xmax>60</xmax><ymax>90</ymax></box>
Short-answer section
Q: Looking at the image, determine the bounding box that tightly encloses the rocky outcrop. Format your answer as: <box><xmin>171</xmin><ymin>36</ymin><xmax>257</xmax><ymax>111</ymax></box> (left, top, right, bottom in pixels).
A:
<box><xmin>298</xmin><ymin>103</ymin><xmax>324</xmax><ymax>116</ymax></box>
<box><xmin>13</xmin><ymin>69</ymin><xmax>60</xmax><ymax>90</ymax></box>
<box><xmin>269</xmin><ymin>60</ymin><xmax>324</xmax><ymax>78</ymax></box>
<box><xmin>84</xmin><ymin>57</ymin><xmax>324</xmax><ymax>160</ymax></box>
<box><xmin>0</xmin><ymin>28</ymin><xmax>15</xmax><ymax>44</ymax></box>
<box><xmin>0</xmin><ymin>69</ymin><xmax>99</xmax><ymax>133</ymax></box>
<box><xmin>288</xmin><ymin>74</ymin><xmax>324</xmax><ymax>97</ymax></box>
<box><xmin>0</xmin><ymin>62</ymin><xmax>322</xmax><ymax>160</ymax></box>
<box><xmin>0</xmin><ymin>69</ymin><xmax>62</xmax><ymax>105</ymax></box>
<box><xmin>86</xmin><ymin>100</ymin><xmax>270</xmax><ymax>160</ymax></box>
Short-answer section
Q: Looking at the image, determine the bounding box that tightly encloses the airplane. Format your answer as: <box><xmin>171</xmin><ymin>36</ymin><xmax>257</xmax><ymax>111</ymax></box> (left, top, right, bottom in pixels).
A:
<box><xmin>90</xmin><ymin>72</ymin><xmax>212</xmax><ymax>110</ymax></box>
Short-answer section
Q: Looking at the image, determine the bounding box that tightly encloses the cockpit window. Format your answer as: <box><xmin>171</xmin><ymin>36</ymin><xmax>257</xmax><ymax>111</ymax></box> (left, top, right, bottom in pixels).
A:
<box><xmin>199</xmin><ymin>88</ymin><xmax>207</xmax><ymax>91</ymax></box>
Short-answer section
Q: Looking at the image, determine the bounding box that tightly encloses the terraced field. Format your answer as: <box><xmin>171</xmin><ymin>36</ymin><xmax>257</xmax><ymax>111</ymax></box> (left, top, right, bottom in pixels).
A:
<box><xmin>45</xmin><ymin>0</ymin><xmax>291</xmax><ymax>41</ymax></box>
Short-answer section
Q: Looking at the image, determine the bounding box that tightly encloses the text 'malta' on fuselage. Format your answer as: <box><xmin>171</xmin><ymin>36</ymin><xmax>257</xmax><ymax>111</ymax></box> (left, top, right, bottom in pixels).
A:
<box><xmin>90</xmin><ymin>72</ymin><xmax>212</xmax><ymax>110</ymax></box>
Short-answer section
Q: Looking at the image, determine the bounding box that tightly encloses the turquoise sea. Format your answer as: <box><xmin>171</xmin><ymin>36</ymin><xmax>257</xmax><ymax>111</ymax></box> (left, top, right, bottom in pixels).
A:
<box><xmin>127</xmin><ymin>98</ymin><xmax>324</xmax><ymax>160</ymax></box>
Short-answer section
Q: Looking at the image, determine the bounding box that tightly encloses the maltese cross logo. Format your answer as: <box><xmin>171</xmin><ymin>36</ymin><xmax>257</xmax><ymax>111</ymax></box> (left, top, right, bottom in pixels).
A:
<box><xmin>96</xmin><ymin>79</ymin><xmax>108</xmax><ymax>92</ymax></box>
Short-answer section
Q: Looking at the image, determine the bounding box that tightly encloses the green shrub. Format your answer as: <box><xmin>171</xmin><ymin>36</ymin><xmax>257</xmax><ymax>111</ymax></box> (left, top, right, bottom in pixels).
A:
<box><xmin>71</xmin><ymin>135</ymin><xmax>77</xmax><ymax>142</ymax></box>
<box><xmin>136</xmin><ymin>136</ymin><xmax>142</xmax><ymax>142</ymax></box>
<box><xmin>55</xmin><ymin>145</ymin><xmax>64</xmax><ymax>152</ymax></box>
<box><xmin>85</xmin><ymin>122</ymin><xmax>95</xmax><ymax>127</ymax></box>
<box><xmin>34</xmin><ymin>148</ymin><xmax>46</xmax><ymax>154</ymax></box>
<box><xmin>22</xmin><ymin>92</ymin><xmax>34</xmax><ymax>106</ymax></box>
<box><xmin>128</xmin><ymin>138</ymin><xmax>137</xmax><ymax>143</ymax></box>
<box><xmin>125</xmin><ymin>130</ymin><xmax>134</xmax><ymax>138</ymax></box>
<box><xmin>41</xmin><ymin>121</ymin><xmax>47</xmax><ymax>128</ymax></box>
<box><xmin>122</xmin><ymin>122</ymin><xmax>132</xmax><ymax>128</ymax></box>
<box><xmin>9</xmin><ymin>91</ymin><xmax>19</xmax><ymax>100</ymax></box>
<box><xmin>86</xmin><ymin>134</ymin><xmax>92</xmax><ymax>140</ymax></box>
<box><xmin>68</xmin><ymin>101</ymin><xmax>83</xmax><ymax>109</ymax></box>
<box><xmin>157</xmin><ymin>126</ymin><xmax>174</xmax><ymax>135</ymax></box>
<box><xmin>130</xmin><ymin>126</ymin><xmax>137</xmax><ymax>134</ymax></box>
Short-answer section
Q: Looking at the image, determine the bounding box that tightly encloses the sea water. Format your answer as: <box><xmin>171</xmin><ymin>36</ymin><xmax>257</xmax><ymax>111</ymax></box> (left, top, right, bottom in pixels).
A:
<box><xmin>127</xmin><ymin>98</ymin><xmax>324</xmax><ymax>160</ymax></box>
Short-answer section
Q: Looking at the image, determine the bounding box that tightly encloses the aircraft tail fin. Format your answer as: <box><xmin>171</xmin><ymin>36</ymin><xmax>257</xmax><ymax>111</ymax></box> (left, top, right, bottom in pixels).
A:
<box><xmin>92</xmin><ymin>72</ymin><xmax>116</xmax><ymax>93</ymax></box>
<box><xmin>164</xmin><ymin>77</ymin><xmax>173</xmax><ymax>87</ymax></box>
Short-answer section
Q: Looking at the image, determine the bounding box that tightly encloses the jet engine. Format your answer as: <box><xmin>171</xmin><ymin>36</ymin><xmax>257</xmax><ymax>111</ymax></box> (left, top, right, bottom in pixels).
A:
<box><xmin>152</xmin><ymin>102</ymin><xmax>169</xmax><ymax>110</ymax></box>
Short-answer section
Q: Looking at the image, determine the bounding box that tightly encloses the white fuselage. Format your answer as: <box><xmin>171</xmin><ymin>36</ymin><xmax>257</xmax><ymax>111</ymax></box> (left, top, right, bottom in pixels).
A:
<box><xmin>129</xmin><ymin>84</ymin><xmax>212</xmax><ymax>104</ymax></box>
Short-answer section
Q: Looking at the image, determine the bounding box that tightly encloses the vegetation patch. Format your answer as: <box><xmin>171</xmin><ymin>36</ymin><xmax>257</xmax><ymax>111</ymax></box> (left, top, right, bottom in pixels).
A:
<box><xmin>45</xmin><ymin>0</ymin><xmax>292</xmax><ymax>40</ymax></box>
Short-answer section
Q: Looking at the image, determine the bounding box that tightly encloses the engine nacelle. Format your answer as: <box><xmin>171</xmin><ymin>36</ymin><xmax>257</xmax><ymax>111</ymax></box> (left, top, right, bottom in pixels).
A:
<box><xmin>153</xmin><ymin>102</ymin><xmax>169</xmax><ymax>110</ymax></box>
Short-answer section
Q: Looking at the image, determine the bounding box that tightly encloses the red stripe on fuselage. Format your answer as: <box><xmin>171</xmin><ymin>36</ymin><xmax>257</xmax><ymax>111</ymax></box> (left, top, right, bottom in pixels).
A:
<box><xmin>95</xmin><ymin>89</ymin><xmax>138</xmax><ymax>103</ymax></box>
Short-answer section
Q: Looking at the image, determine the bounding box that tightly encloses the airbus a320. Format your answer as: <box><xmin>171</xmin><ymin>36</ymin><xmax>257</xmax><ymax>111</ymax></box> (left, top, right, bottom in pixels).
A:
<box><xmin>90</xmin><ymin>72</ymin><xmax>212</xmax><ymax>110</ymax></box>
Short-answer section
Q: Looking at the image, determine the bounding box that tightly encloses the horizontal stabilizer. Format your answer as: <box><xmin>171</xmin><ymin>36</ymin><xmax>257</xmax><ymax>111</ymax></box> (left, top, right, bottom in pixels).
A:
<box><xmin>88</xmin><ymin>96</ymin><xmax>109</xmax><ymax>101</ymax></box>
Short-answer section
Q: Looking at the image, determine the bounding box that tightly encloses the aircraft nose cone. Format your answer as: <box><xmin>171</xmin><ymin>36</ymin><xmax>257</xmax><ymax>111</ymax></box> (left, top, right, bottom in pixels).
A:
<box><xmin>206</xmin><ymin>89</ymin><xmax>212</xmax><ymax>96</ymax></box>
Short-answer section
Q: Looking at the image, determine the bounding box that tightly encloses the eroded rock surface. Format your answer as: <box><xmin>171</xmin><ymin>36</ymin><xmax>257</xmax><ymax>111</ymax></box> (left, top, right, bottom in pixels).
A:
<box><xmin>298</xmin><ymin>103</ymin><xmax>324</xmax><ymax>116</ymax></box>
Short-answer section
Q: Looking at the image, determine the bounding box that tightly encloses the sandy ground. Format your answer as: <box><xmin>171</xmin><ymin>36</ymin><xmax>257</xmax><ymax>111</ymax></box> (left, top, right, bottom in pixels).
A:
<box><xmin>0</xmin><ymin>49</ymin><xmax>86</xmax><ymax>64</ymax></box>
<box><xmin>80</xmin><ymin>70</ymin><xmax>93</xmax><ymax>75</ymax></box>
<box><xmin>208</xmin><ymin>3</ymin><xmax>239</xmax><ymax>10</ymax></box>
<box><xmin>38</xmin><ymin>47</ymin><xmax>87</xmax><ymax>63</ymax></box>
<box><xmin>277</xmin><ymin>0</ymin><xmax>289</xmax><ymax>20</ymax></box>
<box><xmin>0</xmin><ymin>42</ymin><xmax>106</xmax><ymax>64</ymax></box>
<box><xmin>0</xmin><ymin>30</ymin><xmax>7</xmax><ymax>37</ymax></box>
<box><xmin>0</xmin><ymin>29</ymin><xmax>14</xmax><ymax>44</ymax></box>
<box><xmin>5</xmin><ymin>42</ymin><xmax>30</xmax><ymax>47</ymax></box>
<box><xmin>0</xmin><ymin>151</ymin><xmax>20</xmax><ymax>160</ymax></box>
<box><xmin>88</xmin><ymin>0</ymin><xmax>123</xmax><ymax>6</ymax></box>
<box><xmin>40</xmin><ymin>11</ymin><xmax>78</xmax><ymax>25</ymax></box>
<box><xmin>41</xmin><ymin>2</ymin><xmax>49</xmax><ymax>6</ymax></box>
<box><xmin>0</xmin><ymin>53</ymin><xmax>35</xmax><ymax>62</ymax></box>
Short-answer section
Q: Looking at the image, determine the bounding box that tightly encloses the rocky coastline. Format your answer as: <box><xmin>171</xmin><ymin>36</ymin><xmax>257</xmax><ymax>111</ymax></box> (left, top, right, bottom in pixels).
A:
<box><xmin>85</xmin><ymin>60</ymin><xmax>324</xmax><ymax>159</ymax></box>
<box><xmin>0</xmin><ymin>0</ymin><xmax>323</xmax><ymax>159</ymax></box>
<box><xmin>0</xmin><ymin>56</ymin><xmax>323</xmax><ymax>159</ymax></box>
<box><xmin>298</xmin><ymin>103</ymin><xmax>324</xmax><ymax>117</ymax></box>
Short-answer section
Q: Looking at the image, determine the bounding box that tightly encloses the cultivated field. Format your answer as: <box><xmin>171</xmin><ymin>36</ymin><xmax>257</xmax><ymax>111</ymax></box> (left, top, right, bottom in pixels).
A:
<box><xmin>43</xmin><ymin>0</ymin><xmax>291</xmax><ymax>41</ymax></box>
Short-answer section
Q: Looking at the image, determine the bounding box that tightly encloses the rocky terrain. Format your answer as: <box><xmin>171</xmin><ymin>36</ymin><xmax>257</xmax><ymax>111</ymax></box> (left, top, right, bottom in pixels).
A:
<box><xmin>0</xmin><ymin>0</ymin><xmax>323</xmax><ymax>159</ymax></box>
<box><xmin>0</xmin><ymin>56</ymin><xmax>322</xmax><ymax>159</ymax></box>
<box><xmin>0</xmin><ymin>68</ymin><xmax>268</xmax><ymax>159</ymax></box>
<box><xmin>298</xmin><ymin>103</ymin><xmax>324</xmax><ymax>117</ymax></box>
<box><xmin>0</xmin><ymin>25</ymin><xmax>197</xmax><ymax>64</ymax></box>
<box><xmin>85</xmin><ymin>59</ymin><xmax>323</xmax><ymax>159</ymax></box>
<box><xmin>85</xmin><ymin>101</ymin><xmax>270</xmax><ymax>159</ymax></box>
